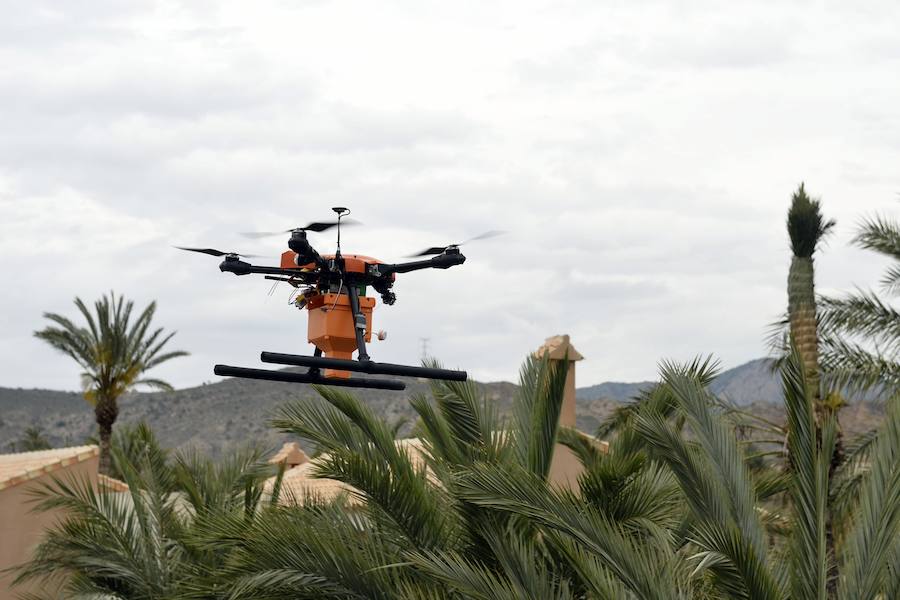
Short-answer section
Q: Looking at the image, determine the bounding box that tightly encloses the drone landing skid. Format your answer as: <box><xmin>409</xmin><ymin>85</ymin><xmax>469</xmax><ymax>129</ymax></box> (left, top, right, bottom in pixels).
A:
<box><xmin>260</xmin><ymin>352</ymin><xmax>468</xmax><ymax>382</ymax></box>
<box><xmin>214</xmin><ymin>364</ymin><xmax>406</xmax><ymax>391</ymax></box>
<box><xmin>214</xmin><ymin>353</ymin><xmax>467</xmax><ymax>392</ymax></box>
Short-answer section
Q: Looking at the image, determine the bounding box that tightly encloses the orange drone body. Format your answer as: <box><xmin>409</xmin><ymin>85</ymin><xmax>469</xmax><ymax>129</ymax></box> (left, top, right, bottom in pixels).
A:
<box><xmin>280</xmin><ymin>250</ymin><xmax>383</xmax><ymax>273</ymax></box>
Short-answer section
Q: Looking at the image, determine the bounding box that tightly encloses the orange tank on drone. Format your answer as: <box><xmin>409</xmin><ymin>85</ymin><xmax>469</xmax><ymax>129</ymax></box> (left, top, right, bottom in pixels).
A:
<box><xmin>305</xmin><ymin>293</ymin><xmax>374</xmax><ymax>377</ymax></box>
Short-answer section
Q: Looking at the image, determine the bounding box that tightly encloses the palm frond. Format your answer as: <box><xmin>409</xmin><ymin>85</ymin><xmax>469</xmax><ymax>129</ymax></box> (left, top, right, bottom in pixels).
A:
<box><xmin>33</xmin><ymin>292</ymin><xmax>187</xmax><ymax>474</ymax></box>
<box><xmin>411</xmin><ymin>392</ymin><xmax>468</xmax><ymax>470</ymax></box>
<box><xmin>596</xmin><ymin>356</ymin><xmax>719</xmax><ymax>443</ymax></box>
<box><xmin>854</xmin><ymin>214</ymin><xmax>900</xmax><ymax>265</ymax></box>
<box><xmin>819</xmin><ymin>291</ymin><xmax>900</xmax><ymax>353</ymax></box>
<box><xmin>456</xmin><ymin>462</ymin><xmax>680</xmax><ymax>600</ymax></box>
<box><xmin>882</xmin><ymin>542</ymin><xmax>900</xmax><ymax>600</ymax></box>
<box><xmin>556</xmin><ymin>427</ymin><xmax>605</xmax><ymax>471</ymax></box>
<box><xmin>837</xmin><ymin>399</ymin><xmax>900</xmax><ymax>599</ymax></box>
<box><xmin>409</xmin><ymin>531</ymin><xmax>576</xmax><ymax>600</ymax></box>
<box><xmin>830</xmin><ymin>428</ymin><xmax>879</xmax><ymax>527</ymax></box>
<box><xmin>424</xmin><ymin>358</ymin><xmax>502</xmax><ymax>454</ymax></box>
<box><xmin>820</xmin><ymin>338</ymin><xmax>900</xmax><ymax>395</ymax></box>
<box><xmin>12</xmin><ymin>464</ymin><xmax>183</xmax><ymax>598</ymax></box>
<box><xmin>576</xmin><ymin>448</ymin><xmax>682</xmax><ymax>538</ymax></box>
<box><xmin>212</xmin><ymin>503</ymin><xmax>411</xmax><ymax>600</ymax></box>
<box><xmin>539</xmin><ymin>530</ymin><xmax>634</xmax><ymax>599</ymax></box>
<box><xmin>880</xmin><ymin>263</ymin><xmax>900</xmax><ymax>297</ymax></box>
<box><xmin>631</xmin><ymin>359</ymin><xmax>782</xmax><ymax>600</ymax></box>
<box><xmin>513</xmin><ymin>354</ymin><xmax>569</xmax><ymax>478</ymax></box>
<box><xmin>274</xmin><ymin>387</ymin><xmax>457</xmax><ymax>550</ymax></box>
<box><xmin>659</xmin><ymin>363</ymin><xmax>769</xmax><ymax>558</ymax></box>
<box><xmin>781</xmin><ymin>347</ymin><xmax>833</xmax><ymax>600</ymax></box>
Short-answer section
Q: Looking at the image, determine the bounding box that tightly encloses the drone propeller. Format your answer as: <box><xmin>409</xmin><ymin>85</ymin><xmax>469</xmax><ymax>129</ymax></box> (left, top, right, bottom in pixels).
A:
<box><xmin>240</xmin><ymin>220</ymin><xmax>356</xmax><ymax>239</ymax></box>
<box><xmin>407</xmin><ymin>230</ymin><xmax>505</xmax><ymax>257</ymax></box>
<box><xmin>175</xmin><ymin>246</ymin><xmax>265</xmax><ymax>258</ymax></box>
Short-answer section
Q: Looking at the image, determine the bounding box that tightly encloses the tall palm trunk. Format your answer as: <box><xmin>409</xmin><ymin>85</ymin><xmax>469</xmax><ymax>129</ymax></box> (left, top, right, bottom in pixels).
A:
<box><xmin>788</xmin><ymin>254</ymin><xmax>820</xmax><ymax>408</ymax></box>
<box><xmin>95</xmin><ymin>395</ymin><xmax>119</xmax><ymax>476</ymax></box>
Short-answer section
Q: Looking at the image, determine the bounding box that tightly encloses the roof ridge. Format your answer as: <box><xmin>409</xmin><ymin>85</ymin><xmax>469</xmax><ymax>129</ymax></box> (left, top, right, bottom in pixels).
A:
<box><xmin>0</xmin><ymin>444</ymin><xmax>98</xmax><ymax>457</ymax></box>
<box><xmin>0</xmin><ymin>445</ymin><xmax>100</xmax><ymax>491</ymax></box>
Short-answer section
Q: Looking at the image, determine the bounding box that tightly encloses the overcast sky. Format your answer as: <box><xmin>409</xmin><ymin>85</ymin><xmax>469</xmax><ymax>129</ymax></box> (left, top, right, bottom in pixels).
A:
<box><xmin>2</xmin><ymin>0</ymin><xmax>898</xmax><ymax>391</ymax></box>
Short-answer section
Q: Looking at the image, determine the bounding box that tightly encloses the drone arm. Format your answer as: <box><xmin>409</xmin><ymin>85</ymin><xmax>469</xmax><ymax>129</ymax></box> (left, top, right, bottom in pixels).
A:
<box><xmin>219</xmin><ymin>258</ymin><xmax>313</xmax><ymax>279</ymax></box>
<box><xmin>376</xmin><ymin>252</ymin><xmax>465</xmax><ymax>277</ymax></box>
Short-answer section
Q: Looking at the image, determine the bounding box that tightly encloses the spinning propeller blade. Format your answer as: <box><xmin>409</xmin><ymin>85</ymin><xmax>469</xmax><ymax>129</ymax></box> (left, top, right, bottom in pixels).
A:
<box><xmin>240</xmin><ymin>220</ymin><xmax>358</xmax><ymax>239</ymax></box>
<box><xmin>407</xmin><ymin>230</ymin><xmax>505</xmax><ymax>257</ymax></box>
<box><xmin>175</xmin><ymin>246</ymin><xmax>265</xmax><ymax>258</ymax></box>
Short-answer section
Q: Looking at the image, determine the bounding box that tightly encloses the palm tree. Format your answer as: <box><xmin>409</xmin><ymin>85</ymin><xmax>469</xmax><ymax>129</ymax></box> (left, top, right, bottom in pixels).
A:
<box><xmin>17</xmin><ymin>426</ymin><xmax>53</xmax><ymax>451</ymax></box>
<box><xmin>786</xmin><ymin>183</ymin><xmax>835</xmax><ymax>410</ymax></box>
<box><xmin>34</xmin><ymin>292</ymin><xmax>188</xmax><ymax>475</ymax></box>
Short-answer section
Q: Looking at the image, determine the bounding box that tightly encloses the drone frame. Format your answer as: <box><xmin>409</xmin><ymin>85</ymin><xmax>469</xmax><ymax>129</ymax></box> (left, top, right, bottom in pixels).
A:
<box><xmin>211</xmin><ymin>233</ymin><xmax>468</xmax><ymax>391</ymax></box>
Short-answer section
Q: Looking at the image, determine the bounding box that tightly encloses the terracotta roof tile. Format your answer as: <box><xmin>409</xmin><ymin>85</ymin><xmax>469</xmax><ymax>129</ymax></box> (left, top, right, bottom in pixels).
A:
<box><xmin>0</xmin><ymin>445</ymin><xmax>99</xmax><ymax>491</ymax></box>
<box><xmin>98</xmin><ymin>474</ymin><xmax>130</xmax><ymax>492</ymax></box>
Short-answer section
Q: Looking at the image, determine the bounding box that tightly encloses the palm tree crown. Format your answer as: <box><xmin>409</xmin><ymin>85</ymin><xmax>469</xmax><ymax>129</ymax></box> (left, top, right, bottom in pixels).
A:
<box><xmin>34</xmin><ymin>292</ymin><xmax>188</xmax><ymax>475</ymax></box>
<box><xmin>787</xmin><ymin>182</ymin><xmax>836</xmax><ymax>259</ymax></box>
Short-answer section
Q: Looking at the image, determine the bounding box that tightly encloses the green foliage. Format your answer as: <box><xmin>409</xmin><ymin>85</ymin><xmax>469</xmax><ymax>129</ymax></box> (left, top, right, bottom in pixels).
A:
<box><xmin>15</xmin><ymin>426</ymin><xmax>53</xmax><ymax>452</ymax></box>
<box><xmin>16</xmin><ymin>348</ymin><xmax>900</xmax><ymax>599</ymax></box>
<box><xmin>13</xmin><ymin>440</ymin><xmax>278</xmax><ymax>599</ymax></box>
<box><xmin>782</xmin><ymin>347</ymin><xmax>834</xmax><ymax>600</ymax></box>
<box><xmin>512</xmin><ymin>354</ymin><xmax>570</xmax><ymax>479</ymax></box>
<box><xmin>837</xmin><ymin>399</ymin><xmax>900</xmax><ymax>600</ymax></box>
<box><xmin>108</xmin><ymin>421</ymin><xmax>168</xmax><ymax>483</ymax></box>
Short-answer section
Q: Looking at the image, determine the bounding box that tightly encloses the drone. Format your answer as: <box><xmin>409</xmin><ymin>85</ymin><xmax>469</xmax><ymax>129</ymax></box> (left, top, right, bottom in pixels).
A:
<box><xmin>177</xmin><ymin>208</ymin><xmax>501</xmax><ymax>391</ymax></box>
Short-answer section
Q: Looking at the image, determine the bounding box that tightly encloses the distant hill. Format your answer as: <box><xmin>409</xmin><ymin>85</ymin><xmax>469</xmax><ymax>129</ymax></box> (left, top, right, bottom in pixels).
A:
<box><xmin>0</xmin><ymin>358</ymin><xmax>882</xmax><ymax>457</ymax></box>
<box><xmin>575</xmin><ymin>380</ymin><xmax>653</xmax><ymax>403</ymax></box>
<box><xmin>576</xmin><ymin>358</ymin><xmax>783</xmax><ymax>406</ymax></box>
<box><xmin>0</xmin><ymin>373</ymin><xmax>583</xmax><ymax>458</ymax></box>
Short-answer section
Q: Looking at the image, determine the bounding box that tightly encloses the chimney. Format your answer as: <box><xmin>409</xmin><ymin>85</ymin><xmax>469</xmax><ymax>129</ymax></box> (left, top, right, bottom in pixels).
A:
<box><xmin>533</xmin><ymin>334</ymin><xmax>584</xmax><ymax>429</ymax></box>
<box><xmin>268</xmin><ymin>442</ymin><xmax>309</xmax><ymax>470</ymax></box>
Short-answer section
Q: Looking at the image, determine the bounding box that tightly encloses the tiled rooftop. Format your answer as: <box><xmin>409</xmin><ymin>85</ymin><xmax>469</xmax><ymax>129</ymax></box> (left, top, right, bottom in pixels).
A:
<box><xmin>267</xmin><ymin>438</ymin><xmax>431</xmax><ymax>505</ymax></box>
<box><xmin>0</xmin><ymin>445</ymin><xmax>99</xmax><ymax>491</ymax></box>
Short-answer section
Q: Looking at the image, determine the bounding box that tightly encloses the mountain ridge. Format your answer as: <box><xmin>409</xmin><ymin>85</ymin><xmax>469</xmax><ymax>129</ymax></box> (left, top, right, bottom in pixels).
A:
<box><xmin>2</xmin><ymin>358</ymin><xmax>881</xmax><ymax>457</ymax></box>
